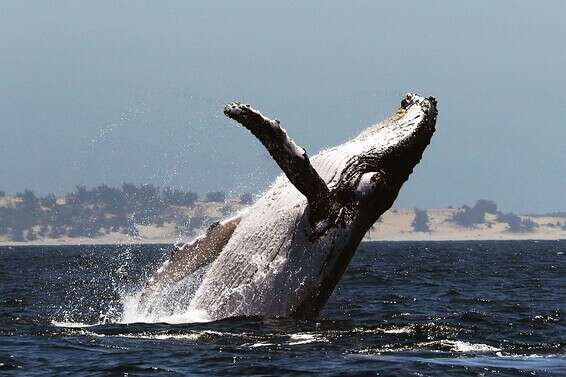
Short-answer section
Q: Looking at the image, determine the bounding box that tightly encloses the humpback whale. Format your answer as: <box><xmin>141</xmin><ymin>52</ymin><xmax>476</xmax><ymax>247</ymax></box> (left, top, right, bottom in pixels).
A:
<box><xmin>139</xmin><ymin>93</ymin><xmax>437</xmax><ymax>321</ymax></box>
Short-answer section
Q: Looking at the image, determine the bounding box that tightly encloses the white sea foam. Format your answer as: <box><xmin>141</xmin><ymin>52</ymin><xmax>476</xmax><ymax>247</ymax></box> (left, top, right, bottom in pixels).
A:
<box><xmin>247</xmin><ymin>342</ymin><xmax>276</xmax><ymax>348</ymax></box>
<box><xmin>51</xmin><ymin>321</ymin><xmax>99</xmax><ymax>328</ymax></box>
<box><xmin>419</xmin><ymin>340</ymin><xmax>501</xmax><ymax>353</ymax></box>
<box><xmin>115</xmin><ymin>333</ymin><xmax>202</xmax><ymax>341</ymax></box>
<box><xmin>288</xmin><ymin>333</ymin><xmax>328</xmax><ymax>345</ymax></box>
<box><xmin>353</xmin><ymin>326</ymin><xmax>414</xmax><ymax>335</ymax></box>
<box><xmin>382</xmin><ymin>326</ymin><xmax>413</xmax><ymax>334</ymax></box>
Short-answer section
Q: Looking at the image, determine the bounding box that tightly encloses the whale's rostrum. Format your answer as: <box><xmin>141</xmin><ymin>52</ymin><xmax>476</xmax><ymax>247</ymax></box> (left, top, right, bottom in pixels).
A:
<box><xmin>139</xmin><ymin>93</ymin><xmax>437</xmax><ymax>320</ymax></box>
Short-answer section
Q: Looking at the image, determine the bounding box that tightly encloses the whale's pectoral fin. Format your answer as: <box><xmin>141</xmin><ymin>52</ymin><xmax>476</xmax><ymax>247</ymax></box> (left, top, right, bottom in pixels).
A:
<box><xmin>224</xmin><ymin>102</ymin><xmax>329</xmax><ymax>224</ymax></box>
<box><xmin>139</xmin><ymin>216</ymin><xmax>241</xmax><ymax>307</ymax></box>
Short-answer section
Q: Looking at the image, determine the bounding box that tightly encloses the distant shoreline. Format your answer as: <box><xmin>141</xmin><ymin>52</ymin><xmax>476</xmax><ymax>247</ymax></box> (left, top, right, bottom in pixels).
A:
<box><xmin>3</xmin><ymin>188</ymin><xmax>565</xmax><ymax>248</ymax></box>
<box><xmin>1</xmin><ymin>233</ymin><xmax>564</xmax><ymax>248</ymax></box>
<box><xmin>2</xmin><ymin>193</ymin><xmax>566</xmax><ymax>247</ymax></box>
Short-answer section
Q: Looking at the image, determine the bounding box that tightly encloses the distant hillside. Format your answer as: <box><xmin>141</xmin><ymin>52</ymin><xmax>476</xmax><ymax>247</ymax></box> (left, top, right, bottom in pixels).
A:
<box><xmin>0</xmin><ymin>188</ymin><xmax>565</xmax><ymax>245</ymax></box>
<box><xmin>0</xmin><ymin>184</ymin><xmax>250</xmax><ymax>244</ymax></box>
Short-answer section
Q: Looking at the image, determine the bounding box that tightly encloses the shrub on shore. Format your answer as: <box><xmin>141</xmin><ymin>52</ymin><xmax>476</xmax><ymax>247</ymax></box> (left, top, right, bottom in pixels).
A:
<box><xmin>0</xmin><ymin>185</ymin><xmax>230</xmax><ymax>241</ymax></box>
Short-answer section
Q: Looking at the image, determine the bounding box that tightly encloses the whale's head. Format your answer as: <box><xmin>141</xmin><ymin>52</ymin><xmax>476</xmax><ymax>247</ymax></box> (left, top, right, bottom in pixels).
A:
<box><xmin>294</xmin><ymin>94</ymin><xmax>437</xmax><ymax>318</ymax></box>
<box><xmin>328</xmin><ymin>93</ymin><xmax>437</xmax><ymax>227</ymax></box>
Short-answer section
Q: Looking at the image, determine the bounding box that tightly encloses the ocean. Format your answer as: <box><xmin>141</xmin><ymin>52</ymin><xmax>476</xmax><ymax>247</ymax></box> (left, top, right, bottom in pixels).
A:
<box><xmin>0</xmin><ymin>241</ymin><xmax>564</xmax><ymax>376</ymax></box>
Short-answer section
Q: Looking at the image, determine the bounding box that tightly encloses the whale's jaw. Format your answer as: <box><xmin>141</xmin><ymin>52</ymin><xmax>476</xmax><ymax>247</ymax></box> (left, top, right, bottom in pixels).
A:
<box><xmin>140</xmin><ymin>94</ymin><xmax>437</xmax><ymax>321</ymax></box>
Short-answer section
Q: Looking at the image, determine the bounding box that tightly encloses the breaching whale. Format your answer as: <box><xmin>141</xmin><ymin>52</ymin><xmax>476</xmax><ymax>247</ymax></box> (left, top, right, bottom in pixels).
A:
<box><xmin>139</xmin><ymin>93</ymin><xmax>437</xmax><ymax>320</ymax></box>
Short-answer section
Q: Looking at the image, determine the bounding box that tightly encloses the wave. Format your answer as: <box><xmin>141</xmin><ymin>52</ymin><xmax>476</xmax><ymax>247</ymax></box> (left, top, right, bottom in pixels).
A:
<box><xmin>353</xmin><ymin>353</ymin><xmax>566</xmax><ymax>373</ymax></box>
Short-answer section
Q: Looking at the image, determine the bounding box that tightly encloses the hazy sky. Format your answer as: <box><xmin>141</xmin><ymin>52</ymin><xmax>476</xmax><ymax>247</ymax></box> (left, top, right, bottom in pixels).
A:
<box><xmin>1</xmin><ymin>1</ymin><xmax>565</xmax><ymax>213</ymax></box>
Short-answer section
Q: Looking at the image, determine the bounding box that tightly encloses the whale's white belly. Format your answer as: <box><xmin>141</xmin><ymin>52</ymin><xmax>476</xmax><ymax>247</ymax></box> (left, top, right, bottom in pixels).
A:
<box><xmin>189</xmin><ymin>151</ymin><xmax>354</xmax><ymax>319</ymax></box>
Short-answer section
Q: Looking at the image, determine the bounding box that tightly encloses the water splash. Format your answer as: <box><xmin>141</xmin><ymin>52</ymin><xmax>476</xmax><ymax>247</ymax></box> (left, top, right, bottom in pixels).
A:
<box><xmin>50</xmin><ymin>242</ymin><xmax>215</xmax><ymax>326</ymax></box>
<box><xmin>118</xmin><ymin>265</ymin><xmax>212</xmax><ymax>324</ymax></box>
<box><xmin>119</xmin><ymin>290</ymin><xmax>210</xmax><ymax>325</ymax></box>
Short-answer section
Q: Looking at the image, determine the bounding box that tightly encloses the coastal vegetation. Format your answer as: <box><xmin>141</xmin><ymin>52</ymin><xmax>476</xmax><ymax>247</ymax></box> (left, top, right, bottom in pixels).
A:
<box><xmin>449</xmin><ymin>199</ymin><xmax>541</xmax><ymax>232</ymax></box>
<box><xmin>0</xmin><ymin>187</ymin><xmax>564</xmax><ymax>242</ymax></box>
<box><xmin>411</xmin><ymin>208</ymin><xmax>431</xmax><ymax>232</ymax></box>
<box><xmin>0</xmin><ymin>184</ymin><xmax>243</xmax><ymax>242</ymax></box>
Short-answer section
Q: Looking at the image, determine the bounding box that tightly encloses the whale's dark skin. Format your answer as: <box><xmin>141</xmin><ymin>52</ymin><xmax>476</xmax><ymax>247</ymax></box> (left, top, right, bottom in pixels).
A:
<box><xmin>140</xmin><ymin>94</ymin><xmax>438</xmax><ymax>320</ymax></box>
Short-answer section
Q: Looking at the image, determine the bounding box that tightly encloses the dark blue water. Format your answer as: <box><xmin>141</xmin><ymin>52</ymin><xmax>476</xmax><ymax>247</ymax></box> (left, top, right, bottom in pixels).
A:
<box><xmin>1</xmin><ymin>241</ymin><xmax>564</xmax><ymax>376</ymax></box>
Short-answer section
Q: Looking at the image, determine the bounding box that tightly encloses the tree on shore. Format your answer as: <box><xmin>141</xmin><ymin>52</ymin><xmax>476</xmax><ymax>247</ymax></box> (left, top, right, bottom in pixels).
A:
<box><xmin>40</xmin><ymin>194</ymin><xmax>57</xmax><ymax>208</ymax></box>
<box><xmin>450</xmin><ymin>199</ymin><xmax>498</xmax><ymax>227</ymax></box>
<box><xmin>496</xmin><ymin>212</ymin><xmax>538</xmax><ymax>233</ymax></box>
<box><xmin>162</xmin><ymin>187</ymin><xmax>198</xmax><ymax>206</ymax></box>
<box><xmin>9</xmin><ymin>227</ymin><xmax>25</xmax><ymax>242</ymax></box>
<box><xmin>205</xmin><ymin>191</ymin><xmax>226</xmax><ymax>203</ymax></box>
<box><xmin>16</xmin><ymin>190</ymin><xmax>40</xmax><ymax>212</ymax></box>
<box><xmin>0</xmin><ymin>184</ymin><xmax>236</xmax><ymax>241</ymax></box>
<box><xmin>412</xmin><ymin>208</ymin><xmax>431</xmax><ymax>232</ymax></box>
